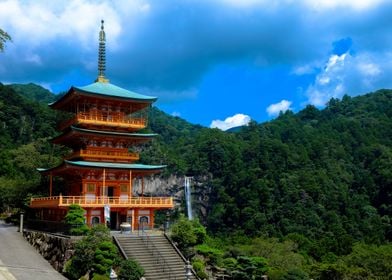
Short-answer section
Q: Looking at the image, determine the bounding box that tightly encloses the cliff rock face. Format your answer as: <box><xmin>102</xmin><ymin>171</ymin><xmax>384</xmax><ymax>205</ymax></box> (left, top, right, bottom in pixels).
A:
<box><xmin>138</xmin><ymin>175</ymin><xmax>213</xmax><ymax>223</ymax></box>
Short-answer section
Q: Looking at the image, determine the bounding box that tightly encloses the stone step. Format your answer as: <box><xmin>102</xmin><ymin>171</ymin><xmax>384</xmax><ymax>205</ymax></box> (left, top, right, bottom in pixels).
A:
<box><xmin>114</xmin><ymin>233</ymin><xmax>198</xmax><ymax>280</ymax></box>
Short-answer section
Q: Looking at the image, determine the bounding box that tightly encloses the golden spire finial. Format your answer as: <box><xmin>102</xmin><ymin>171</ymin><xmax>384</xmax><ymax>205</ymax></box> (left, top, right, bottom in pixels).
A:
<box><xmin>96</xmin><ymin>19</ymin><xmax>109</xmax><ymax>83</ymax></box>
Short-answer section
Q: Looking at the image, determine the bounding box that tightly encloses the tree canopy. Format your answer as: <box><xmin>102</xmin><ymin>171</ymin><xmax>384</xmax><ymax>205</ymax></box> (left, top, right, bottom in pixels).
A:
<box><xmin>1</xmin><ymin>83</ymin><xmax>392</xmax><ymax>278</ymax></box>
<box><xmin>0</xmin><ymin>28</ymin><xmax>11</xmax><ymax>52</ymax></box>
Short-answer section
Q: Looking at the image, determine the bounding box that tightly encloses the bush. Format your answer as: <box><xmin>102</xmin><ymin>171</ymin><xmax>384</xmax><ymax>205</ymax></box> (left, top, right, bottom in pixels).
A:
<box><xmin>192</xmin><ymin>258</ymin><xmax>208</xmax><ymax>279</ymax></box>
<box><xmin>281</xmin><ymin>268</ymin><xmax>310</xmax><ymax>280</ymax></box>
<box><xmin>171</xmin><ymin>215</ymin><xmax>206</xmax><ymax>251</ymax></box>
<box><xmin>118</xmin><ymin>259</ymin><xmax>144</xmax><ymax>280</ymax></box>
<box><xmin>195</xmin><ymin>244</ymin><xmax>224</xmax><ymax>266</ymax></box>
<box><xmin>63</xmin><ymin>259</ymin><xmax>81</xmax><ymax>280</ymax></box>
<box><xmin>226</xmin><ymin>256</ymin><xmax>269</xmax><ymax>280</ymax></box>
<box><xmin>93</xmin><ymin>241</ymin><xmax>119</xmax><ymax>275</ymax></box>
<box><xmin>65</xmin><ymin>204</ymin><xmax>89</xmax><ymax>235</ymax></box>
<box><xmin>64</xmin><ymin>224</ymin><xmax>114</xmax><ymax>279</ymax></box>
<box><xmin>91</xmin><ymin>274</ymin><xmax>109</xmax><ymax>280</ymax></box>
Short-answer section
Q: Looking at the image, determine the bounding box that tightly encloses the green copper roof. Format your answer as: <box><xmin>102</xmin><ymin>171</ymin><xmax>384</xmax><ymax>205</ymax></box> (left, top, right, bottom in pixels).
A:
<box><xmin>38</xmin><ymin>160</ymin><xmax>166</xmax><ymax>173</ymax></box>
<box><xmin>70</xmin><ymin>126</ymin><xmax>157</xmax><ymax>138</ymax></box>
<box><xmin>65</xmin><ymin>160</ymin><xmax>165</xmax><ymax>170</ymax></box>
<box><xmin>74</xmin><ymin>82</ymin><xmax>157</xmax><ymax>102</ymax></box>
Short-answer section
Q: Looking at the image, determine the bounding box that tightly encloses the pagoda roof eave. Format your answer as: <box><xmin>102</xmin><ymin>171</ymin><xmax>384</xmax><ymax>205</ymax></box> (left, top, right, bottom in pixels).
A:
<box><xmin>51</xmin><ymin>126</ymin><xmax>157</xmax><ymax>144</ymax></box>
<box><xmin>49</xmin><ymin>82</ymin><xmax>157</xmax><ymax>108</ymax></box>
<box><xmin>70</xmin><ymin>126</ymin><xmax>157</xmax><ymax>138</ymax></box>
<box><xmin>65</xmin><ymin>160</ymin><xmax>166</xmax><ymax>170</ymax></box>
<box><xmin>38</xmin><ymin>160</ymin><xmax>166</xmax><ymax>175</ymax></box>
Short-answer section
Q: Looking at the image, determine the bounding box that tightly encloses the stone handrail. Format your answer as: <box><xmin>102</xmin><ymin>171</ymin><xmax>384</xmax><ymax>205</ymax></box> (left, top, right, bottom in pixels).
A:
<box><xmin>164</xmin><ymin>233</ymin><xmax>202</xmax><ymax>280</ymax></box>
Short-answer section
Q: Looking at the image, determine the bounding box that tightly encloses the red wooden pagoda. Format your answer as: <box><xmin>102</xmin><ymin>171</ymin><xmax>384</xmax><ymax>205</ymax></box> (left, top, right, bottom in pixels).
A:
<box><xmin>30</xmin><ymin>20</ymin><xmax>173</xmax><ymax>230</ymax></box>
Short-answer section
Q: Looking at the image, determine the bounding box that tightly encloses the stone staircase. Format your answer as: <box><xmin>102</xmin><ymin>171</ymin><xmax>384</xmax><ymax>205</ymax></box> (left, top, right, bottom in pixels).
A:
<box><xmin>114</xmin><ymin>233</ymin><xmax>198</xmax><ymax>280</ymax></box>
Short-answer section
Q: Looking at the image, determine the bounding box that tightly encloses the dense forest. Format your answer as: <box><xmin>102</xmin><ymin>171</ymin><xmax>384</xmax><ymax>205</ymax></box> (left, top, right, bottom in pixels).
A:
<box><xmin>0</xmin><ymin>82</ymin><xmax>392</xmax><ymax>279</ymax></box>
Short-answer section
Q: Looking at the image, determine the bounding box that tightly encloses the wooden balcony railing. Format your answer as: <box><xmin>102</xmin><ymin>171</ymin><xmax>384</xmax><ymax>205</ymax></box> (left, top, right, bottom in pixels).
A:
<box><xmin>67</xmin><ymin>149</ymin><xmax>139</xmax><ymax>162</ymax></box>
<box><xmin>59</xmin><ymin>112</ymin><xmax>147</xmax><ymax>130</ymax></box>
<box><xmin>30</xmin><ymin>195</ymin><xmax>174</xmax><ymax>209</ymax></box>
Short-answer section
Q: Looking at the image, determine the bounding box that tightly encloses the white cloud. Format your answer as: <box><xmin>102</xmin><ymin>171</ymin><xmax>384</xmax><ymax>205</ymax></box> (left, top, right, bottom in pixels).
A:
<box><xmin>305</xmin><ymin>52</ymin><xmax>386</xmax><ymax>106</ymax></box>
<box><xmin>2</xmin><ymin>0</ymin><xmax>392</xmax><ymax>108</ymax></box>
<box><xmin>304</xmin><ymin>0</ymin><xmax>386</xmax><ymax>10</ymax></box>
<box><xmin>358</xmin><ymin>62</ymin><xmax>381</xmax><ymax>76</ymax></box>
<box><xmin>266</xmin><ymin>100</ymin><xmax>293</xmax><ymax>116</ymax></box>
<box><xmin>292</xmin><ymin>64</ymin><xmax>316</xmax><ymax>75</ymax></box>
<box><xmin>0</xmin><ymin>0</ymin><xmax>137</xmax><ymax>49</ymax></box>
<box><xmin>210</xmin><ymin>114</ymin><xmax>251</xmax><ymax>131</ymax></box>
<box><xmin>171</xmin><ymin>111</ymin><xmax>181</xmax><ymax>117</ymax></box>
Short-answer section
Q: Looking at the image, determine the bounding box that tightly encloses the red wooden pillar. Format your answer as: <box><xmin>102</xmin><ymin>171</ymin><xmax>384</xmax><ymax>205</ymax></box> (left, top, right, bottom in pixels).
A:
<box><xmin>129</xmin><ymin>170</ymin><xmax>132</xmax><ymax>198</ymax></box>
<box><xmin>150</xmin><ymin>209</ymin><xmax>154</xmax><ymax>229</ymax></box>
<box><xmin>132</xmin><ymin>209</ymin><xmax>138</xmax><ymax>231</ymax></box>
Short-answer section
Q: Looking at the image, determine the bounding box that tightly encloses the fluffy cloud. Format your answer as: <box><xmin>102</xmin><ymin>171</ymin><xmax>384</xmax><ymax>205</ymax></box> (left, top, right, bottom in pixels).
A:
<box><xmin>305</xmin><ymin>51</ymin><xmax>387</xmax><ymax>106</ymax></box>
<box><xmin>210</xmin><ymin>114</ymin><xmax>251</xmax><ymax>131</ymax></box>
<box><xmin>303</xmin><ymin>0</ymin><xmax>385</xmax><ymax>10</ymax></box>
<box><xmin>2</xmin><ymin>0</ymin><xmax>392</xmax><ymax>105</ymax></box>
<box><xmin>266</xmin><ymin>100</ymin><xmax>293</xmax><ymax>116</ymax></box>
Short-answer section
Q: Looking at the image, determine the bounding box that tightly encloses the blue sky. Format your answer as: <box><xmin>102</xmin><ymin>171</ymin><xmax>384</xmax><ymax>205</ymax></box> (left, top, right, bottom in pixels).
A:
<box><xmin>1</xmin><ymin>0</ymin><xmax>392</xmax><ymax>129</ymax></box>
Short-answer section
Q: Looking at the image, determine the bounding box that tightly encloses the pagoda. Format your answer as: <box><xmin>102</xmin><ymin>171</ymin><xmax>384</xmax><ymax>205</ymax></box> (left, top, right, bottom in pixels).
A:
<box><xmin>30</xmin><ymin>20</ymin><xmax>173</xmax><ymax>230</ymax></box>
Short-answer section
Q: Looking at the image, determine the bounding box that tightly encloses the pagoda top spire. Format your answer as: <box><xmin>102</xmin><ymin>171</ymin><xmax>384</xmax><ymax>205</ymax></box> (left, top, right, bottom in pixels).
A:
<box><xmin>96</xmin><ymin>20</ymin><xmax>109</xmax><ymax>83</ymax></box>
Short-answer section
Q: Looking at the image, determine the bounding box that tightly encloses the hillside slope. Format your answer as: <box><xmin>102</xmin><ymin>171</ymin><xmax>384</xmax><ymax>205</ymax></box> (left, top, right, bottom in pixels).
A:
<box><xmin>0</xmin><ymin>83</ymin><xmax>391</xmax><ymax>258</ymax></box>
<box><xmin>145</xmin><ymin>90</ymin><xmax>392</xmax><ymax>256</ymax></box>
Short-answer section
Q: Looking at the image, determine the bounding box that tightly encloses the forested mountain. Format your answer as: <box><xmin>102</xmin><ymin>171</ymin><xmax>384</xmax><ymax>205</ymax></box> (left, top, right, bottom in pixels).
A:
<box><xmin>8</xmin><ymin>83</ymin><xmax>56</xmax><ymax>103</ymax></box>
<box><xmin>1</xmin><ymin>83</ymin><xmax>392</xmax><ymax>278</ymax></box>
<box><xmin>145</xmin><ymin>90</ymin><xmax>392</xmax><ymax>246</ymax></box>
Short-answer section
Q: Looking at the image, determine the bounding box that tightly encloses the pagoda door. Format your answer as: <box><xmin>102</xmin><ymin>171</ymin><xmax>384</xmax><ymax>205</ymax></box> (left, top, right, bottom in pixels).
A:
<box><xmin>106</xmin><ymin>186</ymin><xmax>115</xmax><ymax>197</ymax></box>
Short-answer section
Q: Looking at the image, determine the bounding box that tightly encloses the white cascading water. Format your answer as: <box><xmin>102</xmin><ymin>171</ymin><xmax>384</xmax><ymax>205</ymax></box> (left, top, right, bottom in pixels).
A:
<box><xmin>184</xmin><ymin>177</ymin><xmax>193</xmax><ymax>220</ymax></box>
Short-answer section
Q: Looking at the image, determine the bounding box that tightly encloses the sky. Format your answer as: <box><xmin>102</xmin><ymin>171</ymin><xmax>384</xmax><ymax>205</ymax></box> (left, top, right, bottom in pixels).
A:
<box><xmin>1</xmin><ymin>0</ymin><xmax>392</xmax><ymax>130</ymax></box>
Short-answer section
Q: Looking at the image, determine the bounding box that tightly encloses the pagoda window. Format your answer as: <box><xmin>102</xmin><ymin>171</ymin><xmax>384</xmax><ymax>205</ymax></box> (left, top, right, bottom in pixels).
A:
<box><xmin>105</xmin><ymin>172</ymin><xmax>115</xmax><ymax>180</ymax></box>
<box><xmin>86</xmin><ymin>183</ymin><xmax>96</xmax><ymax>193</ymax></box>
<box><xmin>119</xmin><ymin>173</ymin><xmax>128</xmax><ymax>181</ymax></box>
<box><xmin>86</xmin><ymin>172</ymin><xmax>96</xmax><ymax>180</ymax></box>
<box><xmin>120</xmin><ymin>184</ymin><xmax>128</xmax><ymax>193</ymax></box>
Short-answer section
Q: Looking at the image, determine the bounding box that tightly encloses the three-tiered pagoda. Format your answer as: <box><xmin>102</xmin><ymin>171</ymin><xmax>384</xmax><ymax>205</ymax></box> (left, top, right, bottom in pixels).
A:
<box><xmin>30</xmin><ymin>20</ymin><xmax>173</xmax><ymax>230</ymax></box>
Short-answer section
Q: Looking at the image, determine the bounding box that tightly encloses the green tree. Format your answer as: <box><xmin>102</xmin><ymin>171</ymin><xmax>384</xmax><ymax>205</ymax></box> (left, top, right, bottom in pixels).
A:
<box><xmin>230</xmin><ymin>256</ymin><xmax>268</xmax><ymax>280</ymax></box>
<box><xmin>64</xmin><ymin>225</ymin><xmax>111</xmax><ymax>279</ymax></box>
<box><xmin>64</xmin><ymin>204</ymin><xmax>89</xmax><ymax>235</ymax></box>
<box><xmin>0</xmin><ymin>28</ymin><xmax>11</xmax><ymax>52</ymax></box>
<box><xmin>93</xmin><ymin>241</ymin><xmax>119</xmax><ymax>276</ymax></box>
<box><xmin>118</xmin><ymin>259</ymin><xmax>144</xmax><ymax>280</ymax></box>
<box><xmin>170</xmin><ymin>216</ymin><xmax>207</xmax><ymax>256</ymax></box>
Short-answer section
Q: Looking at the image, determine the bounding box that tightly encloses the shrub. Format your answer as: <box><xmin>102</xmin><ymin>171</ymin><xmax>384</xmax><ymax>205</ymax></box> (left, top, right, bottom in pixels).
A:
<box><xmin>171</xmin><ymin>215</ymin><xmax>207</xmax><ymax>250</ymax></box>
<box><xmin>281</xmin><ymin>268</ymin><xmax>310</xmax><ymax>280</ymax></box>
<box><xmin>118</xmin><ymin>259</ymin><xmax>144</xmax><ymax>280</ymax></box>
<box><xmin>64</xmin><ymin>204</ymin><xmax>89</xmax><ymax>235</ymax></box>
<box><xmin>64</xmin><ymin>224</ymin><xmax>114</xmax><ymax>279</ymax></box>
<box><xmin>93</xmin><ymin>241</ymin><xmax>119</xmax><ymax>275</ymax></box>
<box><xmin>91</xmin><ymin>274</ymin><xmax>109</xmax><ymax>280</ymax></box>
<box><xmin>195</xmin><ymin>244</ymin><xmax>224</xmax><ymax>266</ymax></box>
<box><xmin>192</xmin><ymin>258</ymin><xmax>208</xmax><ymax>279</ymax></box>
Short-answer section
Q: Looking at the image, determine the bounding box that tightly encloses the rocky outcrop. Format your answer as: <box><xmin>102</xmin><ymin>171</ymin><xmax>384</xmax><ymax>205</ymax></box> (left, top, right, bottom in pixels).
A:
<box><xmin>23</xmin><ymin>230</ymin><xmax>75</xmax><ymax>272</ymax></box>
<box><xmin>139</xmin><ymin>174</ymin><xmax>213</xmax><ymax>223</ymax></box>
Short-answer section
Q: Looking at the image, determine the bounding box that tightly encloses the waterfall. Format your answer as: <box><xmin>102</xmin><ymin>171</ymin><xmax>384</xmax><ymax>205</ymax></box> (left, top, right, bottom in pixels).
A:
<box><xmin>184</xmin><ymin>177</ymin><xmax>193</xmax><ymax>220</ymax></box>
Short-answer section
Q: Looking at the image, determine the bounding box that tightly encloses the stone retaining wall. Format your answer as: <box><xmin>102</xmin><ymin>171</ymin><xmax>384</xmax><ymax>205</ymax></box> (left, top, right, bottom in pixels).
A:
<box><xmin>23</xmin><ymin>230</ymin><xmax>75</xmax><ymax>272</ymax></box>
